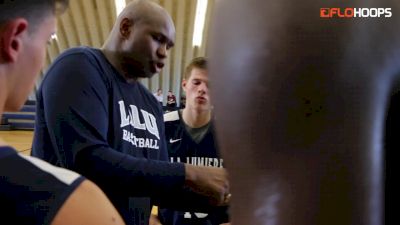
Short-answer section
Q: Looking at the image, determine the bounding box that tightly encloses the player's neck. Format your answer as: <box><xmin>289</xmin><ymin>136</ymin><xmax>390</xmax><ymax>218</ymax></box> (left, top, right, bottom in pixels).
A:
<box><xmin>182</xmin><ymin>107</ymin><xmax>211</xmax><ymax>128</ymax></box>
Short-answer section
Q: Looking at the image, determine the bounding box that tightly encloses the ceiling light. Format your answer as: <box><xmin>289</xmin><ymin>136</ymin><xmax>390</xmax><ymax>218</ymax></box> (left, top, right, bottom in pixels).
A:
<box><xmin>115</xmin><ymin>0</ymin><xmax>126</xmax><ymax>17</ymax></box>
<box><xmin>192</xmin><ymin>0</ymin><xmax>208</xmax><ymax>47</ymax></box>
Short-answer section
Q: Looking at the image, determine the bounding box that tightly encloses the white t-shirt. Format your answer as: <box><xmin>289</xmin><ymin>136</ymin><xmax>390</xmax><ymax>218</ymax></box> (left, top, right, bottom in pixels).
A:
<box><xmin>154</xmin><ymin>93</ymin><xmax>163</xmax><ymax>103</ymax></box>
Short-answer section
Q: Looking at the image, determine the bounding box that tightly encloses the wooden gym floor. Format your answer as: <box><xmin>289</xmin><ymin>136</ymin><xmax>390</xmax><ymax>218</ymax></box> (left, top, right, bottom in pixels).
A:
<box><xmin>0</xmin><ymin>130</ymin><xmax>33</xmax><ymax>155</ymax></box>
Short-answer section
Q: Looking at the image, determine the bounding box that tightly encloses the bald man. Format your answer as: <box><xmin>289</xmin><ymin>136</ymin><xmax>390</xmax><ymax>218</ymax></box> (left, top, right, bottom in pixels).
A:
<box><xmin>209</xmin><ymin>0</ymin><xmax>399</xmax><ymax>225</ymax></box>
<box><xmin>32</xmin><ymin>0</ymin><xmax>229</xmax><ymax>224</ymax></box>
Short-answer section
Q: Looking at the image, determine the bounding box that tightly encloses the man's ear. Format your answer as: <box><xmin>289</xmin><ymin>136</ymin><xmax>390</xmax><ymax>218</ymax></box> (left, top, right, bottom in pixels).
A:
<box><xmin>119</xmin><ymin>18</ymin><xmax>133</xmax><ymax>38</ymax></box>
<box><xmin>182</xmin><ymin>79</ymin><xmax>187</xmax><ymax>91</ymax></box>
<box><xmin>0</xmin><ymin>18</ymin><xmax>28</xmax><ymax>62</ymax></box>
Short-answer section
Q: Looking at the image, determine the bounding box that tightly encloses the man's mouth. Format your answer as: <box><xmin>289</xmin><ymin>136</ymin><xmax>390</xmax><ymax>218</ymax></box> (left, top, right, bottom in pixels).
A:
<box><xmin>196</xmin><ymin>96</ymin><xmax>207</xmax><ymax>102</ymax></box>
<box><xmin>150</xmin><ymin>61</ymin><xmax>164</xmax><ymax>73</ymax></box>
<box><xmin>155</xmin><ymin>62</ymin><xmax>164</xmax><ymax>71</ymax></box>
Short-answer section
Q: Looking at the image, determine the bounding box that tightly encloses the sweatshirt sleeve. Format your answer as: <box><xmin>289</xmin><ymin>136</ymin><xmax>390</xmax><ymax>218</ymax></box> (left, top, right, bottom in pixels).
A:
<box><xmin>36</xmin><ymin>51</ymin><xmax>186</xmax><ymax>198</ymax></box>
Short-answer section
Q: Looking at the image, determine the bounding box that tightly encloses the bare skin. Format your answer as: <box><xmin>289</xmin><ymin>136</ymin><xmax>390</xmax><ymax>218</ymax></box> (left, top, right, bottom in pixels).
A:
<box><xmin>181</xmin><ymin>67</ymin><xmax>212</xmax><ymax>128</ymax></box>
<box><xmin>209</xmin><ymin>0</ymin><xmax>400</xmax><ymax>224</ymax></box>
<box><xmin>102</xmin><ymin>0</ymin><xmax>175</xmax><ymax>82</ymax></box>
<box><xmin>52</xmin><ymin>180</ymin><xmax>125</xmax><ymax>225</ymax></box>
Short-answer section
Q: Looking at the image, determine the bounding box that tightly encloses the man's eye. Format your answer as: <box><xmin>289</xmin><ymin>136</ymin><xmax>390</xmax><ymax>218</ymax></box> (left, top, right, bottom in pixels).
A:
<box><xmin>153</xmin><ymin>35</ymin><xmax>163</xmax><ymax>42</ymax></box>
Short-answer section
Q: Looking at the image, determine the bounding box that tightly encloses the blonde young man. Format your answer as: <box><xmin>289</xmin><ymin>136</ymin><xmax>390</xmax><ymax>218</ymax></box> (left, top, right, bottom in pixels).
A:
<box><xmin>156</xmin><ymin>57</ymin><xmax>230</xmax><ymax>225</ymax></box>
<box><xmin>0</xmin><ymin>1</ymin><xmax>124</xmax><ymax>224</ymax></box>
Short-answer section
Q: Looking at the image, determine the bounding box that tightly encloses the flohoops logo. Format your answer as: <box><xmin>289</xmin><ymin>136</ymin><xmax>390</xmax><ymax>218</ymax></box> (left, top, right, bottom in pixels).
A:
<box><xmin>320</xmin><ymin>8</ymin><xmax>392</xmax><ymax>18</ymax></box>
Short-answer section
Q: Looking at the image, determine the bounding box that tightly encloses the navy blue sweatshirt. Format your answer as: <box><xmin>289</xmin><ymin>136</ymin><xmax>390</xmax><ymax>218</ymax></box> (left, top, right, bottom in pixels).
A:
<box><xmin>32</xmin><ymin>47</ymin><xmax>212</xmax><ymax>224</ymax></box>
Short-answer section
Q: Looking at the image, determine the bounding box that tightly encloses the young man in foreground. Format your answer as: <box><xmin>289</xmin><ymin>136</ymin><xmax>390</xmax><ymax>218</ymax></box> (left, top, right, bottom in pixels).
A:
<box><xmin>0</xmin><ymin>1</ymin><xmax>124</xmax><ymax>224</ymax></box>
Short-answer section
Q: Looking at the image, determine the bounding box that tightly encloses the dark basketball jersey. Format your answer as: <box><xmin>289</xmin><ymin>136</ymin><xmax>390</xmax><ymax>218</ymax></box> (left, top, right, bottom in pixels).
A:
<box><xmin>0</xmin><ymin>146</ymin><xmax>84</xmax><ymax>225</ymax></box>
<box><xmin>158</xmin><ymin>110</ymin><xmax>229</xmax><ymax>225</ymax></box>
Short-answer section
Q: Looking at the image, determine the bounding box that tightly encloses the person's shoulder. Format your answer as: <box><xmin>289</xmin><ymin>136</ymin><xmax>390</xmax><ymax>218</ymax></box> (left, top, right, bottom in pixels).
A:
<box><xmin>0</xmin><ymin>151</ymin><xmax>86</xmax><ymax>224</ymax></box>
<box><xmin>57</xmin><ymin>46</ymin><xmax>90</xmax><ymax>57</ymax></box>
<box><xmin>1</xmin><ymin>146</ymin><xmax>83</xmax><ymax>187</ymax></box>
<box><xmin>51</xmin><ymin>179</ymin><xmax>125</xmax><ymax>225</ymax></box>
<box><xmin>42</xmin><ymin>46</ymin><xmax>110</xmax><ymax>87</ymax></box>
<box><xmin>53</xmin><ymin>46</ymin><xmax>101</xmax><ymax>64</ymax></box>
<box><xmin>18</xmin><ymin>154</ymin><xmax>83</xmax><ymax>186</ymax></box>
<box><xmin>137</xmin><ymin>83</ymin><xmax>162</xmax><ymax>104</ymax></box>
<box><xmin>0</xmin><ymin>146</ymin><xmax>17</xmax><ymax>159</ymax></box>
<box><xmin>164</xmin><ymin>110</ymin><xmax>180</xmax><ymax>122</ymax></box>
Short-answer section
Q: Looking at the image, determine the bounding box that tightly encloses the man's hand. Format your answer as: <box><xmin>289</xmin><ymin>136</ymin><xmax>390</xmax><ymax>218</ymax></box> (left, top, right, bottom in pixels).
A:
<box><xmin>184</xmin><ymin>164</ymin><xmax>230</xmax><ymax>206</ymax></box>
<box><xmin>149</xmin><ymin>214</ymin><xmax>162</xmax><ymax>225</ymax></box>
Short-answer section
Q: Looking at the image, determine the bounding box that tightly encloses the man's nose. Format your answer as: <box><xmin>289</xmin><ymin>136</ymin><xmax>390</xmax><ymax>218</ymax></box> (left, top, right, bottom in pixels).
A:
<box><xmin>198</xmin><ymin>82</ymin><xmax>208</xmax><ymax>93</ymax></box>
<box><xmin>157</xmin><ymin>44</ymin><xmax>168</xmax><ymax>58</ymax></box>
